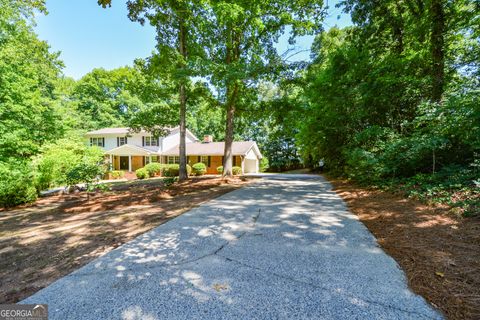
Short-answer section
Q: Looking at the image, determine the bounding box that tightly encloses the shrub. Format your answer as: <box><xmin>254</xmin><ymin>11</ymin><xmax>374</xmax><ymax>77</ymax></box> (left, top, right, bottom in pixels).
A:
<box><xmin>232</xmin><ymin>166</ymin><xmax>242</xmax><ymax>175</ymax></box>
<box><xmin>217</xmin><ymin>166</ymin><xmax>223</xmax><ymax>174</ymax></box>
<box><xmin>66</xmin><ymin>162</ymin><xmax>104</xmax><ymax>187</ymax></box>
<box><xmin>259</xmin><ymin>158</ymin><xmax>269</xmax><ymax>172</ymax></box>
<box><xmin>192</xmin><ymin>162</ymin><xmax>207</xmax><ymax>176</ymax></box>
<box><xmin>35</xmin><ymin>138</ymin><xmax>105</xmax><ymax>190</ymax></box>
<box><xmin>186</xmin><ymin>164</ymin><xmax>192</xmax><ymax>176</ymax></box>
<box><xmin>163</xmin><ymin>176</ymin><xmax>178</xmax><ymax>187</ymax></box>
<box><xmin>145</xmin><ymin>163</ymin><xmax>162</xmax><ymax>176</ymax></box>
<box><xmin>135</xmin><ymin>168</ymin><xmax>149</xmax><ymax>179</ymax></box>
<box><xmin>111</xmin><ymin>170</ymin><xmax>125</xmax><ymax>179</ymax></box>
<box><xmin>0</xmin><ymin>161</ymin><xmax>37</xmax><ymax>207</ymax></box>
<box><xmin>162</xmin><ymin>164</ymin><xmax>179</xmax><ymax>177</ymax></box>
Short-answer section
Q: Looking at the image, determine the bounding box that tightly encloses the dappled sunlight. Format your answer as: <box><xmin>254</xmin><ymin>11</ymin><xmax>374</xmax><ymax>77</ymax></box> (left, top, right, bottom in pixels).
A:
<box><xmin>122</xmin><ymin>306</ymin><xmax>158</xmax><ymax>320</ymax></box>
<box><xmin>1</xmin><ymin>177</ymin><xmax>247</xmax><ymax>303</ymax></box>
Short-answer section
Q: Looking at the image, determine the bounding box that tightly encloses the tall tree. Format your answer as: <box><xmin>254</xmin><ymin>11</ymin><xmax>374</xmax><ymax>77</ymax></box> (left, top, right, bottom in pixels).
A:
<box><xmin>0</xmin><ymin>0</ymin><xmax>64</xmax><ymax>160</ymax></box>
<box><xmin>98</xmin><ymin>0</ymin><xmax>210</xmax><ymax>181</ymax></box>
<box><xmin>209</xmin><ymin>0</ymin><xmax>324</xmax><ymax>176</ymax></box>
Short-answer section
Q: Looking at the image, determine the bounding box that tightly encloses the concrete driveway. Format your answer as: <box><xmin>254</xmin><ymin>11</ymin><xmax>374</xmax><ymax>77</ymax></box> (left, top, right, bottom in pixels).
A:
<box><xmin>23</xmin><ymin>174</ymin><xmax>442</xmax><ymax>319</ymax></box>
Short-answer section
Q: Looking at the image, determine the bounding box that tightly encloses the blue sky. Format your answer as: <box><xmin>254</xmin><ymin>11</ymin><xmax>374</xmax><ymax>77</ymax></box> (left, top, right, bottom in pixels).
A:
<box><xmin>35</xmin><ymin>0</ymin><xmax>352</xmax><ymax>79</ymax></box>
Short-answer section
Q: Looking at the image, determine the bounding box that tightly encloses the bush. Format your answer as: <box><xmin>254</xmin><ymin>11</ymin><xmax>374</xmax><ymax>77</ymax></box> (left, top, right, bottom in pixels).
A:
<box><xmin>35</xmin><ymin>139</ymin><xmax>105</xmax><ymax>190</ymax></box>
<box><xmin>66</xmin><ymin>162</ymin><xmax>104</xmax><ymax>187</ymax></box>
<box><xmin>135</xmin><ymin>168</ymin><xmax>149</xmax><ymax>179</ymax></box>
<box><xmin>217</xmin><ymin>166</ymin><xmax>223</xmax><ymax>174</ymax></box>
<box><xmin>111</xmin><ymin>170</ymin><xmax>125</xmax><ymax>179</ymax></box>
<box><xmin>163</xmin><ymin>176</ymin><xmax>178</xmax><ymax>187</ymax></box>
<box><xmin>162</xmin><ymin>164</ymin><xmax>179</xmax><ymax>177</ymax></box>
<box><xmin>192</xmin><ymin>162</ymin><xmax>207</xmax><ymax>176</ymax></box>
<box><xmin>145</xmin><ymin>163</ymin><xmax>162</xmax><ymax>176</ymax></box>
<box><xmin>260</xmin><ymin>158</ymin><xmax>269</xmax><ymax>172</ymax></box>
<box><xmin>0</xmin><ymin>161</ymin><xmax>37</xmax><ymax>207</ymax></box>
<box><xmin>232</xmin><ymin>166</ymin><xmax>242</xmax><ymax>175</ymax></box>
<box><xmin>186</xmin><ymin>164</ymin><xmax>192</xmax><ymax>176</ymax></box>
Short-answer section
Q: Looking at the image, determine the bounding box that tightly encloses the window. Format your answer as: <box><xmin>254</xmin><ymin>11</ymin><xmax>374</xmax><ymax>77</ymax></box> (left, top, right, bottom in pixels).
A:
<box><xmin>201</xmin><ymin>156</ymin><xmax>209</xmax><ymax>166</ymax></box>
<box><xmin>90</xmin><ymin>137</ymin><xmax>104</xmax><ymax>147</ymax></box>
<box><xmin>144</xmin><ymin>136</ymin><xmax>158</xmax><ymax>147</ymax></box>
<box><xmin>144</xmin><ymin>156</ymin><xmax>159</xmax><ymax>165</ymax></box>
<box><xmin>118</xmin><ymin>137</ymin><xmax>127</xmax><ymax>146</ymax></box>
<box><xmin>168</xmin><ymin>156</ymin><xmax>179</xmax><ymax>164</ymax></box>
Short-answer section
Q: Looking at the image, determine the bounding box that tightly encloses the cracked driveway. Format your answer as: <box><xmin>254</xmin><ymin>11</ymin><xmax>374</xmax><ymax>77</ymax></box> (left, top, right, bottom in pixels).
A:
<box><xmin>22</xmin><ymin>174</ymin><xmax>442</xmax><ymax>319</ymax></box>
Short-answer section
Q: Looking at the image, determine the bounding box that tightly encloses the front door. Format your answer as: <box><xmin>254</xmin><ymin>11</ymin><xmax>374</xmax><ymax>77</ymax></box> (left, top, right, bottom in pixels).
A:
<box><xmin>119</xmin><ymin>156</ymin><xmax>129</xmax><ymax>170</ymax></box>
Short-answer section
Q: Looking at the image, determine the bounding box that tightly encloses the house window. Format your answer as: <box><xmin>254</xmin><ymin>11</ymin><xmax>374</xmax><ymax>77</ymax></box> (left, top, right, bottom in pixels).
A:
<box><xmin>144</xmin><ymin>136</ymin><xmax>158</xmax><ymax>147</ymax></box>
<box><xmin>201</xmin><ymin>156</ymin><xmax>209</xmax><ymax>166</ymax></box>
<box><xmin>168</xmin><ymin>156</ymin><xmax>179</xmax><ymax>164</ymax></box>
<box><xmin>90</xmin><ymin>137</ymin><xmax>104</xmax><ymax>147</ymax></box>
<box><xmin>118</xmin><ymin>137</ymin><xmax>127</xmax><ymax>146</ymax></box>
<box><xmin>144</xmin><ymin>156</ymin><xmax>159</xmax><ymax>165</ymax></box>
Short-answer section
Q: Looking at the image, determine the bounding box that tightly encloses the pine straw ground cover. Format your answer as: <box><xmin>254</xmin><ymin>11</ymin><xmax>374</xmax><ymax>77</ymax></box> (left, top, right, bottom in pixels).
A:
<box><xmin>0</xmin><ymin>176</ymin><xmax>251</xmax><ymax>304</ymax></box>
<box><xmin>329</xmin><ymin>177</ymin><xmax>480</xmax><ymax>320</ymax></box>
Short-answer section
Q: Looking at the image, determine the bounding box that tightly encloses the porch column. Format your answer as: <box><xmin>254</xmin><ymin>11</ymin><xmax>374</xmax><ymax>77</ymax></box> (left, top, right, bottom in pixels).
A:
<box><xmin>241</xmin><ymin>156</ymin><xmax>245</xmax><ymax>174</ymax></box>
<box><xmin>255</xmin><ymin>158</ymin><xmax>259</xmax><ymax>173</ymax></box>
<box><xmin>128</xmin><ymin>155</ymin><xmax>132</xmax><ymax>172</ymax></box>
<box><xmin>109</xmin><ymin>154</ymin><xmax>113</xmax><ymax>170</ymax></box>
<box><xmin>149</xmin><ymin>155</ymin><xmax>152</xmax><ymax>164</ymax></box>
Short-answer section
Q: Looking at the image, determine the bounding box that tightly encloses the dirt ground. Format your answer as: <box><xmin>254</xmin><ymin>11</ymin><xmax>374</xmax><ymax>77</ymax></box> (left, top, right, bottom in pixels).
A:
<box><xmin>329</xmin><ymin>177</ymin><xmax>480</xmax><ymax>320</ymax></box>
<box><xmin>0</xmin><ymin>176</ymin><xmax>251</xmax><ymax>303</ymax></box>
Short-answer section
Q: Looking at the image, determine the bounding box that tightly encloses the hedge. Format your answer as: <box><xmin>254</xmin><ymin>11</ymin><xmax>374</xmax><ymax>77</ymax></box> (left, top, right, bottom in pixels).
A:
<box><xmin>192</xmin><ymin>163</ymin><xmax>207</xmax><ymax>176</ymax></box>
<box><xmin>135</xmin><ymin>168</ymin><xmax>149</xmax><ymax>179</ymax></box>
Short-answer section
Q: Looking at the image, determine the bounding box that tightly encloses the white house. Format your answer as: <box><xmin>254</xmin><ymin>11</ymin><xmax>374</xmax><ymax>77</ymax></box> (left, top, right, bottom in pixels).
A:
<box><xmin>85</xmin><ymin>126</ymin><xmax>263</xmax><ymax>174</ymax></box>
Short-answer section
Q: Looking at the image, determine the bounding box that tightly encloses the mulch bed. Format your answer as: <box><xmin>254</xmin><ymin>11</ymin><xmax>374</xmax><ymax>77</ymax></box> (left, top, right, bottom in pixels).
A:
<box><xmin>0</xmin><ymin>176</ymin><xmax>250</xmax><ymax>304</ymax></box>
<box><xmin>329</xmin><ymin>177</ymin><xmax>480</xmax><ymax>320</ymax></box>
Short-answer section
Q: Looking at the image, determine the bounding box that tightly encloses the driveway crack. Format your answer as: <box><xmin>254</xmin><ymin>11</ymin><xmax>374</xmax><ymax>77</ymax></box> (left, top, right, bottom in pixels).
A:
<box><xmin>216</xmin><ymin>254</ymin><xmax>438</xmax><ymax>319</ymax></box>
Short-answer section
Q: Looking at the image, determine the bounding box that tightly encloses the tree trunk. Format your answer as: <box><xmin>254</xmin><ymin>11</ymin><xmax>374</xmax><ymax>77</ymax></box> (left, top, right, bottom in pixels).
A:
<box><xmin>178</xmin><ymin>18</ymin><xmax>188</xmax><ymax>181</ymax></box>
<box><xmin>430</xmin><ymin>0</ymin><xmax>445</xmax><ymax>103</ymax></box>
<box><xmin>223</xmin><ymin>82</ymin><xmax>238</xmax><ymax>177</ymax></box>
<box><xmin>222</xmin><ymin>28</ymin><xmax>240</xmax><ymax>178</ymax></box>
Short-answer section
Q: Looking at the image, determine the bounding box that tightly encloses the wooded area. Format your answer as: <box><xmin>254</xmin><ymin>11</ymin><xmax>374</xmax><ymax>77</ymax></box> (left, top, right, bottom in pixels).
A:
<box><xmin>0</xmin><ymin>0</ymin><xmax>478</xmax><ymax>215</ymax></box>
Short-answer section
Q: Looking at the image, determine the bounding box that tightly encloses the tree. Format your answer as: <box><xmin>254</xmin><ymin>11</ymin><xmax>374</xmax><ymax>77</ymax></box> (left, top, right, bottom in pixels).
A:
<box><xmin>0</xmin><ymin>0</ymin><xmax>64</xmax><ymax>160</ymax></box>
<box><xmin>208</xmin><ymin>0</ymin><xmax>324</xmax><ymax>176</ymax></box>
<box><xmin>99</xmin><ymin>0</ymin><xmax>211</xmax><ymax>181</ymax></box>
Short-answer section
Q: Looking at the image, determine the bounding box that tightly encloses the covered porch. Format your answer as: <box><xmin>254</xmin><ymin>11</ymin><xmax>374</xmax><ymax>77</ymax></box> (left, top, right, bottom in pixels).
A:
<box><xmin>106</xmin><ymin>144</ymin><xmax>160</xmax><ymax>172</ymax></box>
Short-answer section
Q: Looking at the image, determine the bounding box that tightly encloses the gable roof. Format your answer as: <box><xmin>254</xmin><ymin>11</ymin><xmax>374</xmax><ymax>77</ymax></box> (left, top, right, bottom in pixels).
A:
<box><xmin>106</xmin><ymin>144</ymin><xmax>156</xmax><ymax>156</ymax></box>
<box><xmin>163</xmin><ymin>141</ymin><xmax>262</xmax><ymax>159</ymax></box>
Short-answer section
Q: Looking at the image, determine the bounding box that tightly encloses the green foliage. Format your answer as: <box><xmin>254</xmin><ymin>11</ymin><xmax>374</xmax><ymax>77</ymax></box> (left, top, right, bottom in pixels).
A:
<box><xmin>0</xmin><ymin>0</ymin><xmax>64</xmax><ymax>160</ymax></box>
<box><xmin>144</xmin><ymin>163</ymin><xmax>162</xmax><ymax>176</ymax></box>
<box><xmin>0</xmin><ymin>160</ymin><xmax>37</xmax><ymax>207</ymax></box>
<box><xmin>162</xmin><ymin>164</ymin><xmax>179</xmax><ymax>177</ymax></box>
<box><xmin>35</xmin><ymin>139</ymin><xmax>105</xmax><ymax>190</ymax></box>
<box><xmin>110</xmin><ymin>170</ymin><xmax>125</xmax><ymax>179</ymax></box>
<box><xmin>66</xmin><ymin>162</ymin><xmax>104</xmax><ymax>187</ymax></box>
<box><xmin>259</xmin><ymin>158</ymin><xmax>269</xmax><ymax>173</ymax></box>
<box><xmin>163</xmin><ymin>176</ymin><xmax>178</xmax><ymax>187</ymax></box>
<box><xmin>217</xmin><ymin>166</ymin><xmax>223</xmax><ymax>174</ymax></box>
<box><xmin>135</xmin><ymin>167</ymin><xmax>149</xmax><ymax>179</ymax></box>
<box><xmin>192</xmin><ymin>163</ymin><xmax>206</xmax><ymax>176</ymax></box>
<box><xmin>292</xmin><ymin>4</ymin><xmax>480</xmax><ymax>215</ymax></box>
<box><xmin>232</xmin><ymin>166</ymin><xmax>242</xmax><ymax>175</ymax></box>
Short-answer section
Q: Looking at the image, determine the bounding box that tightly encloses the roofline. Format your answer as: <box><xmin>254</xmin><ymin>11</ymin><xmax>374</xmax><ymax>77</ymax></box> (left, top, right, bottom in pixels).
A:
<box><xmin>105</xmin><ymin>144</ymin><xmax>157</xmax><ymax>155</ymax></box>
<box><xmin>248</xmin><ymin>142</ymin><xmax>263</xmax><ymax>159</ymax></box>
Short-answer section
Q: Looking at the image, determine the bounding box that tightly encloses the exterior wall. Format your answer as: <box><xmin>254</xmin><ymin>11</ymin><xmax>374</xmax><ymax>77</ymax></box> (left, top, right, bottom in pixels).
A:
<box><xmin>161</xmin><ymin>128</ymin><xmax>195</xmax><ymax>153</ymax></box>
<box><xmin>244</xmin><ymin>158</ymin><xmax>258</xmax><ymax>173</ymax></box>
<box><xmin>208</xmin><ymin>156</ymin><xmax>223</xmax><ymax>174</ymax></box>
<box><xmin>131</xmin><ymin>156</ymin><xmax>144</xmax><ymax>171</ymax></box>
<box><xmin>245</xmin><ymin>148</ymin><xmax>257</xmax><ymax>160</ymax></box>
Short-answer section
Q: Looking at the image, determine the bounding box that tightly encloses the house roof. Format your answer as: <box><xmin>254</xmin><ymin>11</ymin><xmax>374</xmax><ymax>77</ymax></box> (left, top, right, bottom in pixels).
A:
<box><xmin>86</xmin><ymin>126</ymin><xmax>199</xmax><ymax>141</ymax></box>
<box><xmin>106</xmin><ymin>144</ymin><xmax>156</xmax><ymax>156</ymax></box>
<box><xmin>162</xmin><ymin>141</ymin><xmax>262</xmax><ymax>158</ymax></box>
